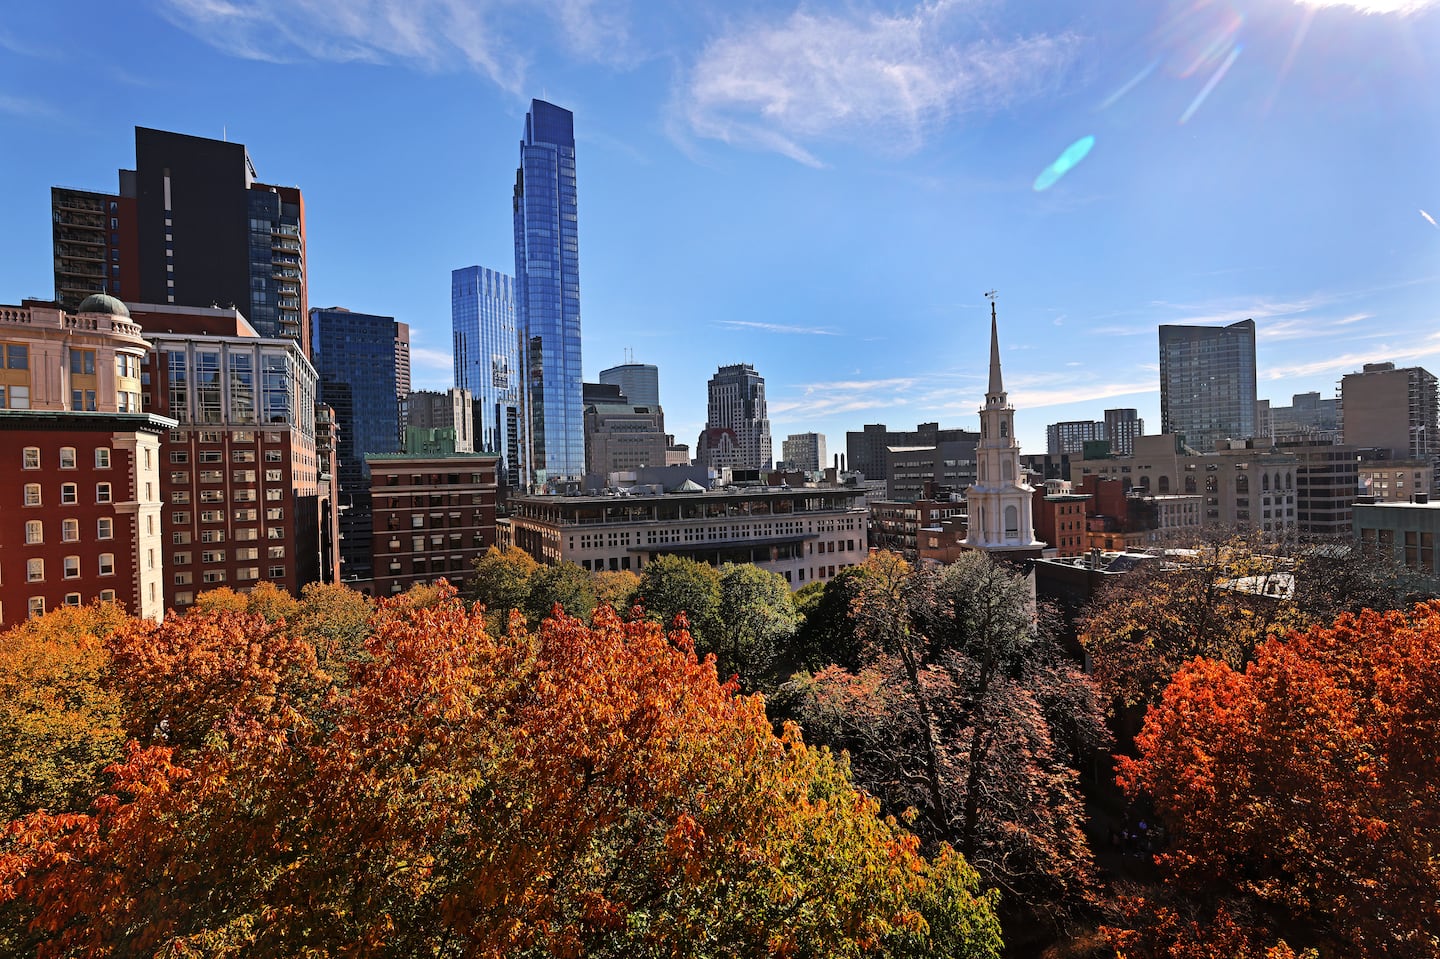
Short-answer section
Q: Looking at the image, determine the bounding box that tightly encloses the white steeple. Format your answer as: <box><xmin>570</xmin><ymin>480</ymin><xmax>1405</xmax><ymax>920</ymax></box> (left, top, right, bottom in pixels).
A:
<box><xmin>965</xmin><ymin>294</ymin><xmax>1042</xmax><ymax>553</ymax></box>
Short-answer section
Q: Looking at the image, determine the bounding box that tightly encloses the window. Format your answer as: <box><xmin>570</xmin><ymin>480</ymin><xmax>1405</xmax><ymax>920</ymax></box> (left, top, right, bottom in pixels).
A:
<box><xmin>266</xmin><ymin>488</ymin><xmax>284</xmax><ymax>501</ymax></box>
<box><xmin>172</xmin><ymin>491</ymin><xmax>191</xmax><ymax>504</ymax></box>
<box><xmin>171</xmin><ymin>471</ymin><xmax>190</xmax><ymax>484</ymax></box>
<box><xmin>174</xmin><ymin>572</ymin><xmax>193</xmax><ymax>586</ymax></box>
<box><xmin>269</xmin><ymin>566</ymin><xmax>287</xmax><ymax>579</ymax></box>
<box><xmin>25</xmin><ymin>520</ymin><xmax>42</xmax><ymax>544</ymax></box>
<box><xmin>24</xmin><ymin>483</ymin><xmax>40</xmax><ymax>506</ymax></box>
<box><xmin>173</xmin><ymin>552</ymin><xmax>191</xmax><ymax>566</ymax></box>
<box><xmin>172</xmin><ymin>511</ymin><xmax>191</xmax><ymax>524</ymax></box>
<box><xmin>99</xmin><ymin>553</ymin><xmax>115</xmax><ymax>576</ymax></box>
<box><xmin>0</xmin><ymin>384</ymin><xmax>30</xmax><ymax>409</ymax></box>
<box><xmin>201</xmin><ymin>550</ymin><xmax>226</xmax><ymax>564</ymax></box>
<box><xmin>170</xmin><ymin>451</ymin><xmax>190</xmax><ymax>463</ymax></box>
<box><xmin>199</xmin><ymin>469</ymin><xmax>223</xmax><ymax>483</ymax></box>
<box><xmin>100</xmin><ymin>590</ymin><xmax>116</xmax><ymax>603</ymax></box>
<box><xmin>62</xmin><ymin>518</ymin><xmax>79</xmax><ymax>542</ymax></box>
<box><xmin>96</xmin><ymin>483</ymin><xmax>111</xmax><ymax>503</ymax></box>
<box><xmin>199</xmin><ymin>451</ymin><xmax>222</xmax><ymax>463</ymax></box>
<box><xmin>265</xmin><ymin>449</ymin><xmax>282</xmax><ymax>462</ymax></box>
<box><xmin>174</xmin><ymin>591</ymin><xmax>193</xmax><ymax>606</ymax></box>
<box><xmin>265</xmin><ymin>469</ymin><xmax>282</xmax><ymax>482</ymax></box>
<box><xmin>28</xmin><ymin>597</ymin><xmax>45</xmax><ymax>617</ymax></box>
<box><xmin>22</xmin><ymin>447</ymin><xmax>39</xmax><ymax>469</ymax></box>
<box><xmin>200</xmin><ymin>530</ymin><xmax>225</xmax><ymax>544</ymax></box>
<box><xmin>266</xmin><ymin>508</ymin><xmax>283</xmax><ymax>521</ymax></box>
<box><xmin>63</xmin><ymin>593</ymin><xmax>82</xmax><ymax>607</ymax></box>
<box><xmin>95</xmin><ymin>448</ymin><xmax>111</xmax><ymax>469</ymax></box>
<box><xmin>202</xmin><ymin>570</ymin><xmax>226</xmax><ymax>584</ymax></box>
<box><xmin>27</xmin><ymin>558</ymin><xmax>44</xmax><ymax>582</ymax></box>
<box><xmin>64</xmin><ymin>556</ymin><xmax>80</xmax><ymax>579</ymax></box>
<box><xmin>200</xmin><ymin>510</ymin><xmax>224</xmax><ymax>523</ymax></box>
<box><xmin>60</xmin><ymin>483</ymin><xmax>78</xmax><ymax>504</ymax></box>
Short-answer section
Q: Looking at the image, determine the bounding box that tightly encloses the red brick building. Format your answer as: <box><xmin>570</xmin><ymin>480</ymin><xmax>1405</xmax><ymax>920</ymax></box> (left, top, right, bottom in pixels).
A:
<box><xmin>1032</xmin><ymin>480</ymin><xmax>1092</xmax><ymax>557</ymax></box>
<box><xmin>367</xmin><ymin>445</ymin><xmax>499</xmax><ymax>597</ymax></box>
<box><xmin>0</xmin><ymin>296</ymin><xmax>172</xmax><ymax>629</ymax></box>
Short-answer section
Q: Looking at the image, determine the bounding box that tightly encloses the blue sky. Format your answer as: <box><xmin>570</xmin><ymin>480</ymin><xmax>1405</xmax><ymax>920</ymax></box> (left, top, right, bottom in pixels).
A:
<box><xmin>2</xmin><ymin>0</ymin><xmax>1438</xmax><ymax>456</ymax></box>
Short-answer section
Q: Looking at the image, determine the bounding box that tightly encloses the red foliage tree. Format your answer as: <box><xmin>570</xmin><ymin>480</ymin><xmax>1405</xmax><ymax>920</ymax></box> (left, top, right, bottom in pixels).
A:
<box><xmin>1113</xmin><ymin>604</ymin><xmax>1440</xmax><ymax>958</ymax></box>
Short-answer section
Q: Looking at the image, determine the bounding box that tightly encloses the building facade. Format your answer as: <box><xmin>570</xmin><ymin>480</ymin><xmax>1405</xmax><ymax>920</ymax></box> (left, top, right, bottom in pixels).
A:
<box><xmin>1354</xmin><ymin>499</ymin><xmax>1440</xmax><ymax>579</ymax></box>
<box><xmin>407</xmin><ymin>389</ymin><xmax>475</xmax><ymax>453</ymax></box>
<box><xmin>0</xmin><ymin>295</ymin><xmax>171</xmax><ymax>629</ymax></box>
<box><xmin>1340</xmin><ymin>362</ymin><xmax>1438</xmax><ymax>462</ymax></box>
<box><xmin>846</xmin><ymin>422</ymin><xmax>977</xmax><ymax>482</ymax></box>
<box><xmin>704</xmin><ymin>363</ymin><xmax>772</xmax><ymax>471</ymax></box>
<box><xmin>584</xmin><ymin>396</ymin><xmax>668</xmax><ymax>476</ymax></box>
<box><xmin>451</xmin><ymin>265</ymin><xmax>522</xmax><ymax>486</ymax></box>
<box><xmin>508</xmin><ymin>485</ymin><xmax>867</xmax><ymax>588</ymax></box>
<box><xmin>1103</xmin><ymin>408</ymin><xmax>1144</xmax><ymax>456</ymax></box>
<box><xmin>1159</xmin><ymin>319</ymin><xmax>1257</xmax><ymax>452</ymax></box>
<box><xmin>1046</xmin><ymin>420</ymin><xmax>1105</xmax><ymax>456</ymax></box>
<box><xmin>513</xmin><ymin>100</ymin><xmax>584</xmax><ymax>486</ymax></box>
<box><xmin>781</xmin><ymin>432</ymin><xmax>827</xmax><ymax>472</ymax></box>
<box><xmin>885</xmin><ymin>440</ymin><xmax>979</xmax><ymax>502</ymax></box>
<box><xmin>598</xmin><ymin>361</ymin><xmax>660</xmax><ymax>408</ymax></box>
<box><xmin>53</xmin><ymin>128</ymin><xmax>308</xmax><ymax>346</ymax></box>
<box><xmin>141</xmin><ymin>313</ymin><xmax>323</xmax><ymax>611</ymax></box>
<box><xmin>366</xmin><ymin>446</ymin><xmax>498</xmax><ymax>597</ymax></box>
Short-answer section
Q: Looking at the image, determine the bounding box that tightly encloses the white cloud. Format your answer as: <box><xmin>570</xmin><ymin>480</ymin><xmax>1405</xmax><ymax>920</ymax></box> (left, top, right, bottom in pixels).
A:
<box><xmin>410</xmin><ymin>345</ymin><xmax>454</xmax><ymax>372</ymax></box>
<box><xmin>1292</xmin><ymin>0</ymin><xmax>1439</xmax><ymax>14</ymax></box>
<box><xmin>769</xmin><ymin>377</ymin><xmax>918</xmax><ymax>418</ymax></box>
<box><xmin>718</xmin><ymin>320</ymin><xmax>840</xmax><ymax>336</ymax></box>
<box><xmin>156</xmin><ymin>0</ymin><xmax>638</xmax><ymax>91</ymax></box>
<box><xmin>681</xmin><ymin>2</ymin><xmax>1080</xmax><ymax>165</ymax></box>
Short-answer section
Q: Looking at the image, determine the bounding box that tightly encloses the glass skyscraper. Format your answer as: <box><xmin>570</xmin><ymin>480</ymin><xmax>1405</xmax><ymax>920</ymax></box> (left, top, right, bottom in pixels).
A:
<box><xmin>1159</xmin><ymin>319</ymin><xmax>1257</xmax><ymax>453</ymax></box>
<box><xmin>452</xmin><ymin>265</ymin><xmax>523</xmax><ymax>488</ymax></box>
<box><xmin>513</xmin><ymin>99</ymin><xmax>584</xmax><ymax>487</ymax></box>
<box><xmin>309</xmin><ymin>307</ymin><xmax>404</xmax><ymax>491</ymax></box>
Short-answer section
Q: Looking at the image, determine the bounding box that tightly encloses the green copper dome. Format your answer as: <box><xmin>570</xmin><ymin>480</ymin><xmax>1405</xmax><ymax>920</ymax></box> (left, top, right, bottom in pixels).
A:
<box><xmin>76</xmin><ymin>293</ymin><xmax>131</xmax><ymax>318</ymax></box>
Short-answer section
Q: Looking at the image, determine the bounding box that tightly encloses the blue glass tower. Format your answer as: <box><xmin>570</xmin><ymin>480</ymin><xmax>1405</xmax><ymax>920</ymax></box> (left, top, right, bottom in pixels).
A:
<box><xmin>452</xmin><ymin>265</ymin><xmax>523</xmax><ymax>488</ymax></box>
<box><xmin>513</xmin><ymin>99</ymin><xmax>584</xmax><ymax>487</ymax></box>
<box><xmin>309</xmin><ymin>307</ymin><xmax>403</xmax><ymax>491</ymax></box>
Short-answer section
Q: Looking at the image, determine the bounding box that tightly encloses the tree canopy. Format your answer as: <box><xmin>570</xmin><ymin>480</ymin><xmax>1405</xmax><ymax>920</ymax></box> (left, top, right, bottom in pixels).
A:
<box><xmin>1113</xmin><ymin>603</ymin><xmax>1440</xmax><ymax>958</ymax></box>
<box><xmin>0</xmin><ymin>588</ymin><xmax>1004</xmax><ymax>958</ymax></box>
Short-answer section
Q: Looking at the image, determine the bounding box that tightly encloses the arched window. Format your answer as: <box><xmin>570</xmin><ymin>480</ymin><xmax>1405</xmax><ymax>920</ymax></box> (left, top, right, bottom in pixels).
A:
<box><xmin>1262</xmin><ymin>473</ymin><xmax>1270</xmax><ymax>491</ymax></box>
<box><xmin>1236</xmin><ymin>474</ymin><xmax>1249</xmax><ymax>494</ymax></box>
<box><xmin>1000</xmin><ymin>421</ymin><xmax>1008</xmax><ymax>438</ymax></box>
<box><xmin>1139</xmin><ymin>475</ymin><xmax>1151</xmax><ymax>490</ymax></box>
<box><xmin>1005</xmin><ymin>505</ymin><xmax>1019</xmax><ymax>538</ymax></box>
<box><xmin>1285</xmin><ymin>472</ymin><xmax>1293</xmax><ymax>490</ymax></box>
<box><xmin>1275</xmin><ymin>472</ymin><xmax>1283</xmax><ymax>491</ymax></box>
<box><xmin>1185</xmin><ymin>475</ymin><xmax>1197</xmax><ymax>494</ymax></box>
<box><xmin>1158</xmin><ymin>475</ymin><xmax>1171</xmax><ymax>493</ymax></box>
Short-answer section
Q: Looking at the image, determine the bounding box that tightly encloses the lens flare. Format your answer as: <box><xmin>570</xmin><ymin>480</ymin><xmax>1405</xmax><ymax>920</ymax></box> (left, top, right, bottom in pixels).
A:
<box><xmin>1033</xmin><ymin>135</ymin><xmax>1096</xmax><ymax>191</ymax></box>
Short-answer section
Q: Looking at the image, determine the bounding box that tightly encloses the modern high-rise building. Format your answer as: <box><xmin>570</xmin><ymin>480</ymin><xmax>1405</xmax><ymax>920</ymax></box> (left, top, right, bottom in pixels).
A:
<box><xmin>599</xmin><ymin>362</ymin><xmax>660</xmax><ymax>409</ymax></box>
<box><xmin>782</xmin><ymin>432</ymin><xmax>827</xmax><ymax>472</ymax></box>
<box><xmin>310</xmin><ymin>307</ymin><xmax>407</xmax><ymax>582</ymax></box>
<box><xmin>1103</xmin><ymin>408</ymin><xmax>1144</xmax><ymax>456</ymax></box>
<box><xmin>52</xmin><ymin>128</ymin><xmax>308</xmax><ymax>347</ymax></box>
<box><xmin>703</xmin><ymin>364</ymin><xmax>772</xmax><ymax>471</ymax></box>
<box><xmin>1046</xmin><ymin>420</ymin><xmax>1105</xmax><ymax>456</ymax></box>
<box><xmin>451</xmin><ymin>266</ymin><xmax>523</xmax><ymax>486</ymax></box>
<box><xmin>1159</xmin><ymin>319</ymin><xmax>1257</xmax><ymax>453</ymax></box>
<box><xmin>513</xmin><ymin>100</ymin><xmax>584</xmax><ymax>487</ymax></box>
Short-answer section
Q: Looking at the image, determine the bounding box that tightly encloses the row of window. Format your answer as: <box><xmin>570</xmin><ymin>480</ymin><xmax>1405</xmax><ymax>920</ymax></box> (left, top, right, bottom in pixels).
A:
<box><xmin>23</xmin><ymin>517</ymin><xmax>114</xmax><ymax>543</ymax></box>
<box><xmin>22</xmin><ymin>592</ymin><xmax>118</xmax><ymax>617</ymax></box>
<box><xmin>22</xmin><ymin>446</ymin><xmax>112</xmax><ymax>469</ymax></box>
<box><xmin>26</xmin><ymin>554</ymin><xmax>116</xmax><ymax>581</ymax></box>
<box><xmin>172</xmin><ymin>567</ymin><xmax>285</xmax><ymax>587</ymax></box>
<box><xmin>171</xmin><ymin>448</ymin><xmax>284</xmax><ymax>464</ymax></box>
<box><xmin>23</xmin><ymin>482</ymin><xmax>112</xmax><ymax>506</ymax></box>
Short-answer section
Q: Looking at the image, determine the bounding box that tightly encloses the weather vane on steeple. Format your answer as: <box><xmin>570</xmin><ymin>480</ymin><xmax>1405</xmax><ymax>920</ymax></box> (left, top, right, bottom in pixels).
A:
<box><xmin>984</xmin><ymin>289</ymin><xmax>998</xmax><ymax>320</ymax></box>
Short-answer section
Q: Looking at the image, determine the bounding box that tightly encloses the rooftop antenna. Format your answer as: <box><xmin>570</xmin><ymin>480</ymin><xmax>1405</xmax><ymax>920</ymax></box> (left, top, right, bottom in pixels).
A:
<box><xmin>223</xmin><ymin>125</ymin><xmax>227</xmax><ymax>142</ymax></box>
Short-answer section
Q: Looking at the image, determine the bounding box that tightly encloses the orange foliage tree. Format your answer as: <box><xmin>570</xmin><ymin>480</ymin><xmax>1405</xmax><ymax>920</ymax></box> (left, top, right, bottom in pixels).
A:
<box><xmin>1</xmin><ymin>590</ymin><xmax>1003</xmax><ymax>958</ymax></box>
<box><xmin>1112</xmin><ymin>604</ymin><xmax>1440</xmax><ymax>958</ymax></box>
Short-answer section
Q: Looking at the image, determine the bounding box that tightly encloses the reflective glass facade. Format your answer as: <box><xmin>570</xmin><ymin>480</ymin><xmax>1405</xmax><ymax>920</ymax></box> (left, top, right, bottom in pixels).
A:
<box><xmin>309</xmin><ymin>308</ymin><xmax>403</xmax><ymax>491</ymax></box>
<box><xmin>1159</xmin><ymin>319</ymin><xmax>1257</xmax><ymax>453</ymax></box>
<box><xmin>513</xmin><ymin>100</ymin><xmax>584</xmax><ymax>486</ymax></box>
<box><xmin>452</xmin><ymin>266</ymin><xmax>523</xmax><ymax>487</ymax></box>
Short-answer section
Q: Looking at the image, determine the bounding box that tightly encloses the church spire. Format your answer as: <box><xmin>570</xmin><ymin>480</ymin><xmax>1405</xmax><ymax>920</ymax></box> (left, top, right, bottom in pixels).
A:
<box><xmin>986</xmin><ymin>291</ymin><xmax>1003</xmax><ymax>398</ymax></box>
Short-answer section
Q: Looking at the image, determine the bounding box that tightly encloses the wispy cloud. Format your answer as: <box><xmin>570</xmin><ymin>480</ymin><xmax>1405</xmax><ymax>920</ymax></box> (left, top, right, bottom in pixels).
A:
<box><xmin>679</xmin><ymin>2</ymin><xmax>1081</xmax><ymax>166</ymax></box>
<box><xmin>770</xmin><ymin>377</ymin><xmax>918</xmax><ymax>418</ymax></box>
<box><xmin>410</xmin><ymin>345</ymin><xmax>454</xmax><ymax>372</ymax></box>
<box><xmin>718</xmin><ymin>320</ymin><xmax>840</xmax><ymax>336</ymax></box>
<box><xmin>1292</xmin><ymin>0</ymin><xmax>1439</xmax><ymax>14</ymax></box>
<box><xmin>1265</xmin><ymin>331</ymin><xmax>1440</xmax><ymax>380</ymax></box>
<box><xmin>155</xmin><ymin>0</ymin><xmax>638</xmax><ymax>93</ymax></box>
<box><xmin>0</xmin><ymin>94</ymin><xmax>60</xmax><ymax>119</ymax></box>
<box><xmin>1422</xmin><ymin>209</ymin><xmax>1439</xmax><ymax>228</ymax></box>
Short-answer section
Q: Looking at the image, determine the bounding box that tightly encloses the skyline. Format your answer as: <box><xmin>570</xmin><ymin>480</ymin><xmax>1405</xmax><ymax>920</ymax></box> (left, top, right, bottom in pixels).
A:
<box><xmin>1</xmin><ymin>0</ymin><xmax>1437</xmax><ymax>456</ymax></box>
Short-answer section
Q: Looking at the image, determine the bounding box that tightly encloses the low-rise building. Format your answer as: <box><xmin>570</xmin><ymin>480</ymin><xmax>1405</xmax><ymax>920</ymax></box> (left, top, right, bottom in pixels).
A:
<box><xmin>366</xmin><ymin>435</ymin><xmax>498</xmax><ymax>596</ymax></box>
<box><xmin>1353</xmin><ymin>496</ymin><xmax>1440</xmax><ymax>578</ymax></box>
<box><xmin>869</xmin><ymin>498</ymin><xmax>964</xmax><ymax>560</ymax></box>
<box><xmin>508</xmin><ymin>484</ymin><xmax>867</xmax><ymax>589</ymax></box>
<box><xmin>0</xmin><ymin>295</ymin><xmax>172</xmax><ymax>629</ymax></box>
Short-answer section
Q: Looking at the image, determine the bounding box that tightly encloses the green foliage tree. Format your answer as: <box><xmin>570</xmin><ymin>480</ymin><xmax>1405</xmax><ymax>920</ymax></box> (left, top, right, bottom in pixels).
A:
<box><xmin>712</xmin><ymin>562</ymin><xmax>799</xmax><ymax>689</ymax></box>
<box><xmin>292</xmin><ymin>581</ymin><xmax>374</xmax><ymax>683</ymax></box>
<box><xmin>524</xmin><ymin>561</ymin><xmax>598</xmax><ymax>624</ymax></box>
<box><xmin>593</xmin><ymin>569</ymin><xmax>640</xmax><ymax>615</ymax></box>
<box><xmin>635</xmin><ymin>554</ymin><xmax>722</xmax><ymax>646</ymax></box>
<box><xmin>465</xmin><ymin>545</ymin><xmax>540</xmax><ymax>628</ymax></box>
